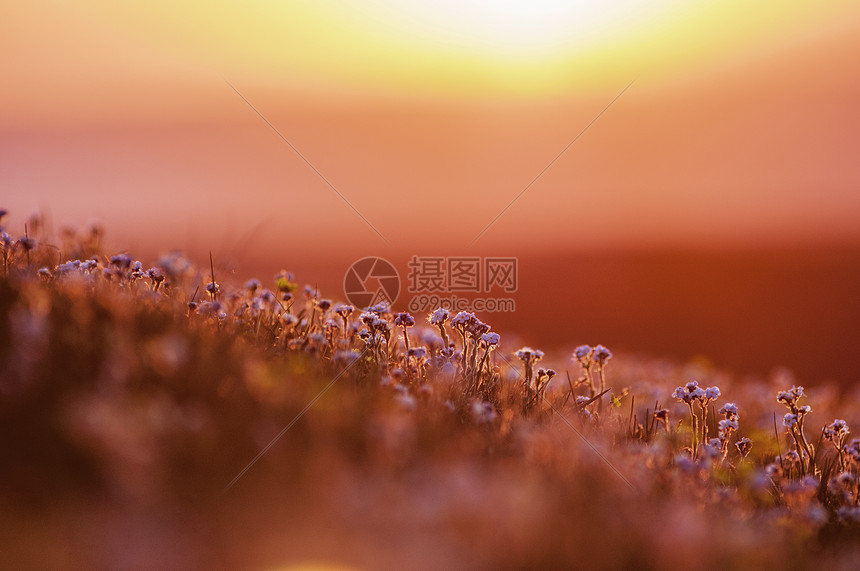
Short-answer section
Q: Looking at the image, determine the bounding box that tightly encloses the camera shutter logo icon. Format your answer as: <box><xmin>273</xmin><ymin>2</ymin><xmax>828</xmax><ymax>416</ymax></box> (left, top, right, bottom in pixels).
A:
<box><xmin>343</xmin><ymin>257</ymin><xmax>400</xmax><ymax>308</ymax></box>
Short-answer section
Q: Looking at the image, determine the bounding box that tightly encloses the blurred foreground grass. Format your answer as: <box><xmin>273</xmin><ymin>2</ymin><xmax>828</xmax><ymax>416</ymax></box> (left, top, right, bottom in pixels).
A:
<box><xmin>2</xmin><ymin>211</ymin><xmax>860</xmax><ymax>570</ymax></box>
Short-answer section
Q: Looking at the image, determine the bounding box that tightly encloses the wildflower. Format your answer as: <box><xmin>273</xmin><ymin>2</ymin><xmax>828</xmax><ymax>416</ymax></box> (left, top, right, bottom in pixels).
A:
<box><xmin>481</xmin><ymin>332</ymin><xmax>500</xmax><ymax>346</ymax></box>
<box><xmin>316</xmin><ymin>299</ymin><xmax>332</xmax><ymax>312</ymax></box>
<box><xmin>407</xmin><ymin>347</ymin><xmax>427</xmax><ymax>360</ymax></box>
<box><xmin>372</xmin><ymin>317</ymin><xmax>391</xmax><ymax>336</ymax></box>
<box><xmin>825</xmin><ymin>419</ymin><xmax>849</xmax><ymax>440</ymax></box>
<box><xmin>429</xmin><ymin>308</ymin><xmax>449</xmax><ymax>325</ymax></box>
<box><xmin>672</xmin><ymin>381</ymin><xmax>706</xmax><ymax>404</ymax></box>
<box><xmin>307</xmin><ymin>333</ymin><xmax>327</xmax><ymax>345</ymax></box>
<box><xmin>110</xmin><ymin>254</ymin><xmax>132</xmax><ymax>269</ymax></box>
<box><xmin>777</xmin><ymin>383</ymin><xmax>816</xmax><ymax>474</ymax></box>
<box><xmin>197</xmin><ymin>301</ymin><xmax>222</xmax><ymax>316</ymax></box>
<box><xmin>59</xmin><ymin>261</ymin><xmax>80</xmax><ymax>273</ymax></box>
<box><xmin>450</xmin><ymin>311</ymin><xmax>476</xmax><ymax>328</ymax></box>
<box><xmin>845</xmin><ymin>439</ymin><xmax>860</xmax><ymax>463</ymax></box>
<box><xmin>394</xmin><ymin>312</ymin><xmax>415</xmax><ymax>327</ymax></box>
<box><xmin>836</xmin><ymin>506</ymin><xmax>860</xmax><ymax>525</ymax></box>
<box><xmin>592</xmin><ymin>345</ymin><xmax>612</xmax><ymax>365</ymax></box>
<box><xmin>415</xmin><ymin>329</ymin><xmax>439</xmax><ymax>349</ymax></box>
<box><xmin>18</xmin><ymin>236</ymin><xmax>35</xmax><ymax>251</ymax></box>
<box><xmin>777</xmin><ymin>385</ymin><xmax>805</xmax><ymax>406</ymax></box>
<box><xmin>653</xmin><ymin>409</ymin><xmax>668</xmax><ymax>422</ymax></box>
<box><xmin>736</xmin><ymin>437</ymin><xmax>752</xmax><ymax>458</ymax></box>
<box><xmin>765</xmin><ymin>462</ymin><xmax>783</xmax><ymax>479</ymax></box>
<box><xmin>334</xmin><ymin>304</ymin><xmax>354</xmax><ymax>318</ymax></box>
<box><xmin>516</xmin><ymin>347</ymin><xmax>544</xmax><ymax>414</ymax></box>
<box><xmin>365</xmin><ymin>301</ymin><xmax>390</xmax><ymax>315</ymax></box>
<box><xmin>259</xmin><ymin>289</ymin><xmax>275</xmax><ymax>304</ymax></box>
<box><xmin>205</xmin><ymin>281</ymin><xmax>220</xmax><ymax>296</ymax></box>
<box><xmin>37</xmin><ymin>267</ymin><xmax>52</xmax><ymax>279</ymax></box>
<box><xmin>245</xmin><ymin>278</ymin><xmax>261</xmax><ymax>292</ymax></box>
<box><xmin>332</xmin><ymin>350</ymin><xmax>360</xmax><ymax>365</ymax></box>
<box><xmin>672</xmin><ymin>386</ymin><xmax>690</xmax><ymax>403</ymax></box>
<box><xmin>394</xmin><ymin>391</ymin><xmax>417</xmax><ymax>411</ymax></box>
<box><xmin>147</xmin><ymin>267</ymin><xmax>165</xmax><ymax>289</ymax></box>
<box><xmin>704</xmin><ymin>386</ymin><xmax>721</xmax><ymax>401</ymax></box>
<box><xmin>573</xmin><ymin>345</ymin><xmax>592</xmax><ymax>362</ymax></box>
<box><xmin>471</xmin><ymin>401</ymin><xmax>496</xmax><ymax>424</ymax></box>
<box><xmin>719</xmin><ymin>402</ymin><xmax>739</xmax><ymax>419</ymax></box>
<box><xmin>718</xmin><ymin>418</ymin><xmax>738</xmax><ymax>433</ymax></box>
<box><xmin>515</xmin><ymin>347</ymin><xmax>544</xmax><ymax>362</ymax></box>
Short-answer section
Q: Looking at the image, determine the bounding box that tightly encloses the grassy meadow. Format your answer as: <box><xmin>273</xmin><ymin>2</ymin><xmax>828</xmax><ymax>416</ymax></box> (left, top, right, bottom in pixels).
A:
<box><xmin>2</xmin><ymin>210</ymin><xmax>860</xmax><ymax>570</ymax></box>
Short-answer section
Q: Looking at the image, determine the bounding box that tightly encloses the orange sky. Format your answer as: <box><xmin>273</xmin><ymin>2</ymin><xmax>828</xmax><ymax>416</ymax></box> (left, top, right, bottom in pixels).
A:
<box><xmin>2</xmin><ymin>1</ymin><xmax>860</xmax><ymax>258</ymax></box>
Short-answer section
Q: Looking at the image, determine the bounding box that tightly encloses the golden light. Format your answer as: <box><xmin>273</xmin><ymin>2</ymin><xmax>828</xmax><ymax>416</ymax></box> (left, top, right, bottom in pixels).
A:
<box><xmin>383</xmin><ymin>0</ymin><xmax>690</xmax><ymax>57</ymax></box>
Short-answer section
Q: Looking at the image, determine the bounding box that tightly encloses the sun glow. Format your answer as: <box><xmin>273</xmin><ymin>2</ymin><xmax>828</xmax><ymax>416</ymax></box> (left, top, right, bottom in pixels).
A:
<box><xmin>387</xmin><ymin>0</ymin><xmax>688</xmax><ymax>57</ymax></box>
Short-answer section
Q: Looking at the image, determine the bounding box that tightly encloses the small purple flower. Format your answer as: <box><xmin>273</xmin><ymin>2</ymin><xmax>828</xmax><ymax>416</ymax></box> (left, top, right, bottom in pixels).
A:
<box><xmin>592</xmin><ymin>345</ymin><xmax>612</xmax><ymax>364</ymax></box>
<box><xmin>825</xmin><ymin>419</ymin><xmax>849</xmax><ymax>440</ymax></box>
<box><xmin>394</xmin><ymin>312</ymin><xmax>415</xmax><ymax>327</ymax></box>
<box><xmin>429</xmin><ymin>307</ymin><xmax>450</xmax><ymax>325</ymax></box>
<box><xmin>450</xmin><ymin>311</ymin><xmax>476</xmax><ymax>328</ymax></box>
<box><xmin>573</xmin><ymin>345</ymin><xmax>592</xmax><ymax>362</ymax></box>
<box><xmin>481</xmin><ymin>332</ymin><xmax>500</xmax><ymax>346</ymax></box>
<box><xmin>407</xmin><ymin>347</ymin><xmax>427</xmax><ymax>360</ymax></box>
<box><xmin>515</xmin><ymin>347</ymin><xmax>544</xmax><ymax>362</ymax></box>
<box><xmin>719</xmin><ymin>402</ymin><xmax>738</xmax><ymax>419</ymax></box>
<box><xmin>334</xmin><ymin>303</ymin><xmax>355</xmax><ymax>318</ymax></box>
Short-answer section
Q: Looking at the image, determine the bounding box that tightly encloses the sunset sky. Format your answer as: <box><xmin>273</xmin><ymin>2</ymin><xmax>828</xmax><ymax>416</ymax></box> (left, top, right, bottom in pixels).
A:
<box><xmin>4</xmin><ymin>1</ymin><xmax>860</xmax><ymax>380</ymax></box>
<box><xmin>3</xmin><ymin>0</ymin><xmax>860</xmax><ymax>257</ymax></box>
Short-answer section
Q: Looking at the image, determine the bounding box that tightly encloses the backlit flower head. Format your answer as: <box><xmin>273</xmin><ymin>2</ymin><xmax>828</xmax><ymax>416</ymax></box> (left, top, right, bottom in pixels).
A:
<box><xmin>334</xmin><ymin>303</ymin><xmax>355</xmax><ymax>318</ymax></box>
<box><xmin>394</xmin><ymin>312</ymin><xmax>415</xmax><ymax>327</ymax></box>
<box><xmin>719</xmin><ymin>402</ymin><xmax>739</xmax><ymax>419</ymax></box>
<box><xmin>481</xmin><ymin>332</ymin><xmax>500</xmax><ymax>346</ymax></box>
<box><xmin>429</xmin><ymin>307</ymin><xmax>450</xmax><ymax>325</ymax></box>
<box><xmin>573</xmin><ymin>345</ymin><xmax>592</xmax><ymax>363</ymax></box>
<box><xmin>407</xmin><ymin>347</ymin><xmax>427</xmax><ymax>360</ymax></box>
<box><xmin>704</xmin><ymin>386</ymin><xmax>721</xmax><ymax>401</ymax></box>
<box><xmin>592</xmin><ymin>345</ymin><xmax>612</xmax><ymax>364</ymax></box>
<box><xmin>450</xmin><ymin>310</ymin><xmax>476</xmax><ymax>329</ymax></box>
<box><xmin>515</xmin><ymin>347</ymin><xmax>544</xmax><ymax>362</ymax></box>
<box><xmin>825</xmin><ymin>419</ymin><xmax>849</xmax><ymax>440</ymax></box>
